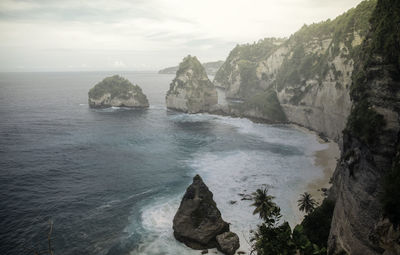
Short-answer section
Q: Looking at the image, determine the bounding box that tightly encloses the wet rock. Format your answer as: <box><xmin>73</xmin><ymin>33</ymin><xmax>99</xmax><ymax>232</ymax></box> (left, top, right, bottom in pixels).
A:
<box><xmin>216</xmin><ymin>232</ymin><xmax>240</xmax><ymax>255</ymax></box>
<box><xmin>173</xmin><ymin>175</ymin><xmax>229</xmax><ymax>249</ymax></box>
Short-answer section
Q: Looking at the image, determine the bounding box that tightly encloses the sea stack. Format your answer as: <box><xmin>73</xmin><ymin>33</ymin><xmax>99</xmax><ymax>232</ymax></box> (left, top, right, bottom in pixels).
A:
<box><xmin>88</xmin><ymin>75</ymin><xmax>149</xmax><ymax>108</ymax></box>
<box><xmin>173</xmin><ymin>175</ymin><xmax>239</xmax><ymax>254</ymax></box>
<box><xmin>166</xmin><ymin>55</ymin><xmax>218</xmax><ymax>113</ymax></box>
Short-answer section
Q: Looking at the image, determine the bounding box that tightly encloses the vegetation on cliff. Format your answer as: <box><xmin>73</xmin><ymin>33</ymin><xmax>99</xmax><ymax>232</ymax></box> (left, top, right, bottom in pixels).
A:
<box><xmin>166</xmin><ymin>55</ymin><xmax>217</xmax><ymax>113</ymax></box>
<box><xmin>233</xmin><ymin>90</ymin><xmax>287</xmax><ymax>122</ymax></box>
<box><xmin>166</xmin><ymin>55</ymin><xmax>215</xmax><ymax>97</ymax></box>
<box><xmin>342</xmin><ymin>0</ymin><xmax>400</xmax><ymax>229</ymax></box>
<box><xmin>366</xmin><ymin>0</ymin><xmax>400</xmax><ymax>228</ymax></box>
<box><xmin>214</xmin><ymin>38</ymin><xmax>284</xmax><ymax>91</ymax></box>
<box><xmin>275</xmin><ymin>0</ymin><xmax>377</xmax><ymax>93</ymax></box>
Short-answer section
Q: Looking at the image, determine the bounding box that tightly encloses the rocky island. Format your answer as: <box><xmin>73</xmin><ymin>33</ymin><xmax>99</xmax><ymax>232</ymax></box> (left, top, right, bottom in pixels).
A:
<box><xmin>159</xmin><ymin>60</ymin><xmax>224</xmax><ymax>75</ymax></box>
<box><xmin>173</xmin><ymin>175</ymin><xmax>240</xmax><ymax>255</ymax></box>
<box><xmin>88</xmin><ymin>75</ymin><xmax>149</xmax><ymax>108</ymax></box>
<box><xmin>166</xmin><ymin>55</ymin><xmax>218</xmax><ymax>113</ymax></box>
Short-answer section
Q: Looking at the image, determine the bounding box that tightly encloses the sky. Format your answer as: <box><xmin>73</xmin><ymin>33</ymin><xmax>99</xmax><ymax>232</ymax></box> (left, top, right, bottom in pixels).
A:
<box><xmin>0</xmin><ymin>0</ymin><xmax>364</xmax><ymax>72</ymax></box>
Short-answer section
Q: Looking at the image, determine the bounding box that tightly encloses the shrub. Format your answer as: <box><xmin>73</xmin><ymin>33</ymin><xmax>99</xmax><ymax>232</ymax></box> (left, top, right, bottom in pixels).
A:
<box><xmin>346</xmin><ymin>99</ymin><xmax>385</xmax><ymax>147</ymax></box>
<box><xmin>300</xmin><ymin>199</ymin><xmax>335</xmax><ymax>248</ymax></box>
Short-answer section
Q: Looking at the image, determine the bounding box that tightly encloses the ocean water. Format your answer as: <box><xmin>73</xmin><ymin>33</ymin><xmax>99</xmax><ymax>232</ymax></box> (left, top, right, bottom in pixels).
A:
<box><xmin>0</xmin><ymin>72</ymin><xmax>328</xmax><ymax>255</ymax></box>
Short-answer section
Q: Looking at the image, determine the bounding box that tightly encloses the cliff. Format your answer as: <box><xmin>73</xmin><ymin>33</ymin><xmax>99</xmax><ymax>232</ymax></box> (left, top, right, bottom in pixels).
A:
<box><xmin>159</xmin><ymin>60</ymin><xmax>224</xmax><ymax>75</ymax></box>
<box><xmin>213</xmin><ymin>0</ymin><xmax>400</xmax><ymax>254</ymax></box>
<box><xmin>214</xmin><ymin>0</ymin><xmax>376</xmax><ymax>141</ymax></box>
<box><xmin>328</xmin><ymin>0</ymin><xmax>400</xmax><ymax>254</ymax></box>
<box><xmin>88</xmin><ymin>75</ymin><xmax>149</xmax><ymax>108</ymax></box>
<box><xmin>166</xmin><ymin>55</ymin><xmax>218</xmax><ymax>113</ymax></box>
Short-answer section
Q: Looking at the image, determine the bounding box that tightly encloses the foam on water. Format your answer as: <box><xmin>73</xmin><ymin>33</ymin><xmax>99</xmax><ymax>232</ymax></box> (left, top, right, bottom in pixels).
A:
<box><xmin>133</xmin><ymin>113</ymin><xmax>328</xmax><ymax>255</ymax></box>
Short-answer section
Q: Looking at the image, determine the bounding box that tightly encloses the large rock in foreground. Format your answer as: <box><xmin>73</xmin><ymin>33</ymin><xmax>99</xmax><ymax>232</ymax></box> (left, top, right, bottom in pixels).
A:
<box><xmin>88</xmin><ymin>75</ymin><xmax>149</xmax><ymax>108</ymax></box>
<box><xmin>173</xmin><ymin>175</ymin><xmax>235</xmax><ymax>251</ymax></box>
<box><xmin>166</xmin><ymin>55</ymin><xmax>218</xmax><ymax>113</ymax></box>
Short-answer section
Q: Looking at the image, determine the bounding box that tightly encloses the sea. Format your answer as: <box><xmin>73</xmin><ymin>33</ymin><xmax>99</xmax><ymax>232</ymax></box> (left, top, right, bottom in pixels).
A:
<box><xmin>0</xmin><ymin>71</ymin><xmax>329</xmax><ymax>255</ymax></box>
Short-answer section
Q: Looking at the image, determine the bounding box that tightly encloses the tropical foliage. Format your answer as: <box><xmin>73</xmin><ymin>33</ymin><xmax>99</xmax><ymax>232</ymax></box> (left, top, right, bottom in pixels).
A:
<box><xmin>88</xmin><ymin>75</ymin><xmax>148</xmax><ymax>104</ymax></box>
<box><xmin>250</xmin><ymin>189</ymin><xmax>333</xmax><ymax>255</ymax></box>
<box><xmin>297</xmin><ymin>192</ymin><xmax>318</xmax><ymax>214</ymax></box>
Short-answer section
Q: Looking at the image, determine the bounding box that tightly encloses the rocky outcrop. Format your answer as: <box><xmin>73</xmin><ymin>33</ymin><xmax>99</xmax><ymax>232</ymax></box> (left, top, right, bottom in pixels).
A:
<box><xmin>216</xmin><ymin>232</ymin><xmax>240</xmax><ymax>255</ymax></box>
<box><xmin>327</xmin><ymin>0</ymin><xmax>400</xmax><ymax>253</ymax></box>
<box><xmin>88</xmin><ymin>75</ymin><xmax>149</xmax><ymax>108</ymax></box>
<box><xmin>166</xmin><ymin>56</ymin><xmax>218</xmax><ymax>113</ymax></box>
<box><xmin>212</xmin><ymin>0</ymin><xmax>400</xmax><ymax>254</ymax></box>
<box><xmin>173</xmin><ymin>175</ymin><xmax>239</xmax><ymax>254</ymax></box>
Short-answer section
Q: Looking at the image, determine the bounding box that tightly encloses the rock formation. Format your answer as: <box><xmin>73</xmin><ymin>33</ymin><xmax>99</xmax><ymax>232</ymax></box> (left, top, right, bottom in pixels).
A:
<box><xmin>327</xmin><ymin>0</ymin><xmax>400</xmax><ymax>253</ymax></box>
<box><xmin>88</xmin><ymin>75</ymin><xmax>149</xmax><ymax>108</ymax></box>
<box><xmin>166</xmin><ymin>55</ymin><xmax>218</xmax><ymax>113</ymax></box>
<box><xmin>173</xmin><ymin>175</ymin><xmax>239</xmax><ymax>254</ymax></box>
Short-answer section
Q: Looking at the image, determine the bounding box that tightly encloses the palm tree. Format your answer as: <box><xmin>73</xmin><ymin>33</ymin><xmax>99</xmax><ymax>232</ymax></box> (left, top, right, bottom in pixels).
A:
<box><xmin>297</xmin><ymin>192</ymin><xmax>317</xmax><ymax>214</ymax></box>
<box><xmin>251</xmin><ymin>188</ymin><xmax>277</xmax><ymax>221</ymax></box>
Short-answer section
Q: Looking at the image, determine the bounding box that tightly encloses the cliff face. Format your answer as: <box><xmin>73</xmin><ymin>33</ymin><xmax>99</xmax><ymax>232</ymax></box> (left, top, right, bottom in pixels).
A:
<box><xmin>214</xmin><ymin>0</ymin><xmax>376</xmax><ymax>141</ymax></box>
<box><xmin>88</xmin><ymin>75</ymin><xmax>149</xmax><ymax>108</ymax></box>
<box><xmin>328</xmin><ymin>0</ymin><xmax>400</xmax><ymax>254</ymax></box>
<box><xmin>213</xmin><ymin>0</ymin><xmax>400</xmax><ymax>254</ymax></box>
<box><xmin>166</xmin><ymin>55</ymin><xmax>218</xmax><ymax>113</ymax></box>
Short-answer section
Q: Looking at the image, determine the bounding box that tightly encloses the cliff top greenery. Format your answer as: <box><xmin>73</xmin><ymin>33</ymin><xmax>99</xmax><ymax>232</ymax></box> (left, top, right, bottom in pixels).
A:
<box><xmin>214</xmin><ymin>38</ymin><xmax>284</xmax><ymax>87</ymax></box>
<box><xmin>176</xmin><ymin>55</ymin><xmax>208</xmax><ymax>78</ymax></box>
<box><xmin>167</xmin><ymin>55</ymin><xmax>214</xmax><ymax>96</ymax></box>
<box><xmin>88</xmin><ymin>75</ymin><xmax>147</xmax><ymax>102</ymax></box>
<box><xmin>288</xmin><ymin>0</ymin><xmax>376</xmax><ymax>46</ymax></box>
<box><xmin>214</xmin><ymin>0</ymin><xmax>377</xmax><ymax>104</ymax></box>
<box><xmin>275</xmin><ymin>0</ymin><xmax>377</xmax><ymax>93</ymax></box>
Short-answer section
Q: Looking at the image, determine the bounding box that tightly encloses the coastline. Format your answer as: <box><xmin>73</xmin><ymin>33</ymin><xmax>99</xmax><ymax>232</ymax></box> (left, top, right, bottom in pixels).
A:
<box><xmin>307</xmin><ymin>141</ymin><xmax>339</xmax><ymax>204</ymax></box>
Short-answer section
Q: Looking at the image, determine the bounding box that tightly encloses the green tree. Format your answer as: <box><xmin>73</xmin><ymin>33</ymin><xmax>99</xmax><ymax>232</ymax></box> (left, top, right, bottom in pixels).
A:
<box><xmin>251</xmin><ymin>188</ymin><xmax>278</xmax><ymax>222</ymax></box>
<box><xmin>297</xmin><ymin>192</ymin><xmax>318</xmax><ymax>214</ymax></box>
<box><xmin>250</xmin><ymin>188</ymin><xmax>295</xmax><ymax>255</ymax></box>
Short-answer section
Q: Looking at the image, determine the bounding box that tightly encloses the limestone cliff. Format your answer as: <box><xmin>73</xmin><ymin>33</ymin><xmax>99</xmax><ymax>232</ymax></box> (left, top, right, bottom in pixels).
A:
<box><xmin>88</xmin><ymin>75</ymin><xmax>149</xmax><ymax>108</ymax></box>
<box><xmin>328</xmin><ymin>0</ymin><xmax>400</xmax><ymax>254</ymax></box>
<box><xmin>214</xmin><ymin>0</ymin><xmax>376</xmax><ymax>141</ymax></box>
<box><xmin>213</xmin><ymin>0</ymin><xmax>400</xmax><ymax>254</ymax></box>
<box><xmin>166</xmin><ymin>55</ymin><xmax>218</xmax><ymax>113</ymax></box>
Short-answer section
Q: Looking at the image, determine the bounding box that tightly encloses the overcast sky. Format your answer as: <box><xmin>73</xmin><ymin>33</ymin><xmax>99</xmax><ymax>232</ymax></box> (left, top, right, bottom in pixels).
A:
<box><xmin>0</xmin><ymin>0</ymin><xmax>363</xmax><ymax>72</ymax></box>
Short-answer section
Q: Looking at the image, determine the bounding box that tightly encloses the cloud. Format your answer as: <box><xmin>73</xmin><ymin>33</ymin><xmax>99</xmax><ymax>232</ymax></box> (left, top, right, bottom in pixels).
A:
<box><xmin>0</xmin><ymin>0</ymin><xmax>364</xmax><ymax>71</ymax></box>
<box><xmin>113</xmin><ymin>60</ymin><xmax>127</xmax><ymax>68</ymax></box>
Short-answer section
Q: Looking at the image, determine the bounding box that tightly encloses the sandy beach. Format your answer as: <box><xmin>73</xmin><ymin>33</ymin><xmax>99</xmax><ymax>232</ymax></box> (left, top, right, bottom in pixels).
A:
<box><xmin>289</xmin><ymin>125</ymin><xmax>340</xmax><ymax>223</ymax></box>
<box><xmin>307</xmin><ymin>141</ymin><xmax>340</xmax><ymax>204</ymax></box>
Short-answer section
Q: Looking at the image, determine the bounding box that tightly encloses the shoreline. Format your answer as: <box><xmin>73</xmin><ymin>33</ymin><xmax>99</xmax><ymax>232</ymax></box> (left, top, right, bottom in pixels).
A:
<box><xmin>167</xmin><ymin>108</ymin><xmax>341</xmax><ymax>226</ymax></box>
<box><xmin>307</xmin><ymin>141</ymin><xmax>339</xmax><ymax>204</ymax></box>
<box><xmin>291</xmin><ymin>124</ymin><xmax>340</xmax><ymax>223</ymax></box>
